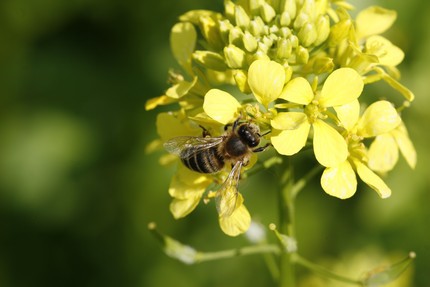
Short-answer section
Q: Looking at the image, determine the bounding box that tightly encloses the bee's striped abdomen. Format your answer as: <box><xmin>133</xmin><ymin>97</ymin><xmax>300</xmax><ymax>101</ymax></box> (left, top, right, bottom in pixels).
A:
<box><xmin>181</xmin><ymin>146</ymin><xmax>224</xmax><ymax>173</ymax></box>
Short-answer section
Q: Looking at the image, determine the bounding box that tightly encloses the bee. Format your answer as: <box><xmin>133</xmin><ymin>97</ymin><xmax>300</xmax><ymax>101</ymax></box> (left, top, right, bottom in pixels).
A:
<box><xmin>164</xmin><ymin>118</ymin><xmax>269</xmax><ymax>217</ymax></box>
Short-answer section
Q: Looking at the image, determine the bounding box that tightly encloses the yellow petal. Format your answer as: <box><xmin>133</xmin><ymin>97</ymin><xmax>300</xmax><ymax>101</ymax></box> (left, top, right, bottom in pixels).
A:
<box><xmin>313</xmin><ymin>120</ymin><xmax>348</xmax><ymax>167</ymax></box>
<box><xmin>170</xmin><ymin>195</ymin><xmax>202</xmax><ymax>219</ymax></box>
<box><xmin>392</xmin><ymin>123</ymin><xmax>417</xmax><ymax>169</ymax></box>
<box><xmin>279</xmin><ymin>77</ymin><xmax>314</xmax><ymax>105</ymax></box>
<box><xmin>368</xmin><ymin>134</ymin><xmax>399</xmax><ymax>173</ymax></box>
<box><xmin>156</xmin><ymin>113</ymin><xmax>200</xmax><ymax>141</ymax></box>
<box><xmin>219</xmin><ymin>204</ymin><xmax>251</xmax><ymax>237</ymax></box>
<box><xmin>334</xmin><ymin>100</ymin><xmax>360</xmax><ymax>131</ymax></box>
<box><xmin>271</xmin><ymin>112</ymin><xmax>308</xmax><ymax>130</ymax></box>
<box><xmin>165</xmin><ymin>77</ymin><xmax>198</xmax><ymax>99</ymax></box>
<box><xmin>248</xmin><ymin>60</ymin><xmax>286</xmax><ymax>107</ymax></box>
<box><xmin>356</xmin><ymin>100</ymin><xmax>401</xmax><ymax>138</ymax></box>
<box><xmin>203</xmin><ymin>89</ymin><xmax>241</xmax><ymax>125</ymax></box>
<box><xmin>366</xmin><ymin>36</ymin><xmax>404</xmax><ymax>67</ymax></box>
<box><xmin>145</xmin><ymin>95</ymin><xmax>176</xmax><ymax>111</ymax></box>
<box><xmin>271</xmin><ymin>121</ymin><xmax>310</xmax><ymax>156</ymax></box>
<box><xmin>321</xmin><ymin>161</ymin><xmax>357</xmax><ymax>199</ymax></box>
<box><xmin>319</xmin><ymin>68</ymin><xmax>363</xmax><ymax>107</ymax></box>
<box><xmin>170</xmin><ymin>22</ymin><xmax>197</xmax><ymax>71</ymax></box>
<box><xmin>356</xmin><ymin>6</ymin><xmax>397</xmax><ymax>39</ymax></box>
<box><xmin>353</xmin><ymin>159</ymin><xmax>391</xmax><ymax>198</ymax></box>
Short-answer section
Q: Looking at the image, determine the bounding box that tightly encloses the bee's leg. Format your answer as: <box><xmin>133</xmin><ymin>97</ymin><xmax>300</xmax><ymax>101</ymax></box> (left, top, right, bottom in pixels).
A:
<box><xmin>252</xmin><ymin>143</ymin><xmax>271</xmax><ymax>153</ymax></box>
<box><xmin>199</xmin><ymin>125</ymin><xmax>211</xmax><ymax>137</ymax></box>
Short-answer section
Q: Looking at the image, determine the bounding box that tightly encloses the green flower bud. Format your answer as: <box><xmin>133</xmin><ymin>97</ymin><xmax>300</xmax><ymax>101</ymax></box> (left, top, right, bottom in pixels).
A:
<box><xmin>284</xmin><ymin>65</ymin><xmax>293</xmax><ymax>82</ymax></box>
<box><xmin>276</xmin><ymin>38</ymin><xmax>292</xmax><ymax>59</ymax></box>
<box><xmin>269</xmin><ymin>24</ymin><xmax>279</xmax><ymax>34</ymax></box>
<box><xmin>312</xmin><ymin>56</ymin><xmax>334</xmax><ymax>74</ymax></box>
<box><xmin>258</xmin><ymin>41</ymin><xmax>270</xmax><ymax>54</ymax></box>
<box><xmin>279</xmin><ymin>27</ymin><xmax>292</xmax><ymax>38</ymax></box>
<box><xmin>219</xmin><ymin>19</ymin><xmax>234</xmax><ymax>44</ymax></box>
<box><xmin>243</xmin><ymin>31</ymin><xmax>258</xmax><ymax>52</ymax></box>
<box><xmin>229</xmin><ymin>26</ymin><xmax>244</xmax><ymax>46</ymax></box>
<box><xmin>233</xmin><ymin>70</ymin><xmax>251</xmax><ymax>93</ymax></box>
<box><xmin>250</xmin><ymin>16</ymin><xmax>265</xmax><ymax>36</ymax></box>
<box><xmin>280</xmin><ymin>11</ymin><xmax>292</xmax><ymax>26</ymax></box>
<box><xmin>199</xmin><ymin>15</ymin><xmax>224</xmax><ymax>51</ymax></box>
<box><xmin>224</xmin><ymin>0</ymin><xmax>235</xmax><ymax>21</ymax></box>
<box><xmin>260</xmin><ymin>2</ymin><xmax>276</xmax><ymax>23</ymax></box>
<box><xmin>192</xmin><ymin>50</ymin><xmax>228</xmax><ymax>71</ymax></box>
<box><xmin>289</xmin><ymin>34</ymin><xmax>299</xmax><ymax>48</ymax></box>
<box><xmin>296</xmin><ymin>46</ymin><xmax>309</xmax><ymax>64</ymax></box>
<box><xmin>224</xmin><ymin>44</ymin><xmax>247</xmax><ymax>68</ymax></box>
<box><xmin>298</xmin><ymin>22</ymin><xmax>317</xmax><ymax>47</ymax></box>
<box><xmin>314</xmin><ymin>15</ymin><xmax>330</xmax><ymax>46</ymax></box>
<box><xmin>328</xmin><ymin>19</ymin><xmax>352</xmax><ymax>47</ymax></box>
<box><xmin>235</xmin><ymin>5</ymin><xmax>250</xmax><ymax>29</ymax></box>
<box><xmin>280</xmin><ymin>0</ymin><xmax>297</xmax><ymax>19</ymax></box>
<box><xmin>262</xmin><ymin>35</ymin><xmax>274</xmax><ymax>48</ymax></box>
<box><xmin>293</xmin><ymin>12</ymin><xmax>309</xmax><ymax>30</ymax></box>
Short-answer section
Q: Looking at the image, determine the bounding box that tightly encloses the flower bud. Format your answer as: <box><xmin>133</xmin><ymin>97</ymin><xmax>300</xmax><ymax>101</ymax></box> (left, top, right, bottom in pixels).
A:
<box><xmin>293</xmin><ymin>12</ymin><xmax>309</xmax><ymax>30</ymax></box>
<box><xmin>328</xmin><ymin>19</ymin><xmax>352</xmax><ymax>47</ymax></box>
<box><xmin>235</xmin><ymin>5</ymin><xmax>250</xmax><ymax>29</ymax></box>
<box><xmin>199</xmin><ymin>15</ymin><xmax>224</xmax><ymax>51</ymax></box>
<box><xmin>279</xmin><ymin>27</ymin><xmax>292</xmax><ymax>38</ymax></box>
<box><xmin>224</xmin><ymin>0</ymin><xmax>235</xmax><ymax>21</ymax></box>
<box><xmin>312</xmin><ymin>56</ymin><xmax>334</xmax><ymax>74</ymax></box>
<box><xmin>288</xmin><ymin>34</ymin><xmax>299</xmax><ymax>48</ymax></box>
<box><xmin>192</xmin><ymin>50</ymin><xmax>228</xmax><ymax>71</ymax></box>
<box><xmin>314</xmin><ymin>15</ymin><xmax>330</xmax><ymax>46</ymax></box>
<box><xmin>243</xmin><ymin>31</ymin><xmax>258</xmax><ymax>52</ymax></box>
<box><xmin>229</xmin><ymin>26</ymin><xmax>244</xmax><ymax>46</ymax></box>
<box><xmin>234</xmin><ymin>70</ymin><xmax>251</xmax><ymax>93</ymax></box>
<box><xmin>260</xmin><ymin>2</ymin><xmax>276</xmax><ymax>23</ymax></box>
<box><xmin>276</xmin><ymin>38</ymin><xmax>292</xmax><ymax>59</ymax></box>
<box><xmin>219</xmin><ymin>19</ymin><xmax>234</xmax><ymax>44</ymax></box>
<box><xmin>280</xmin><ymin>11</ymin><xmax>292</xmax><ymax>26</ymax></box>
<box><xmin>224</xmin><ymin>44</ymin><xmax>246</xmax><ymax>68</ymax></box>
<box><xmin>280</xmin><ymin>0</ymin><xmax>297</xmax><ymax>19</ymax></box>
<box><xmin>284</xmin><ymin>65</ymin><xmax>293</xmax><ymax>82</ymax></box>
<box><xmin>296</xmin><ymin>46</ymin><xmax>309</xmax><ymax>64</ymax></box>
<box><xmin>250</xmin><ymin>16</ymin><xmax>265</xmax><ymax>36</ymax></box>
<box><xmin>298</xmin><ymin>22</ymin><xmax>317</xmax><ymax>47</ymax></box>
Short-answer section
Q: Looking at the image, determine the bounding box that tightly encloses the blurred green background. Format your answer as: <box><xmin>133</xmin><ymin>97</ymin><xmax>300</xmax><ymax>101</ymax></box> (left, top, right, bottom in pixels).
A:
<box><xmin>0</xmin><ymin>0</ymin><xmax>428</xmax><ymax>286</ymax></box>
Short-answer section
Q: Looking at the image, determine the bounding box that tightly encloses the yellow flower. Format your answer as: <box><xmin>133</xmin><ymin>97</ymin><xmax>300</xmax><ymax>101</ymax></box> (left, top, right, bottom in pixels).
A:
<box><xmin>368</xmin><ymin>122</ymin><xmax>417</xmax><ymax>173</ymax></box>
<box><xmin>271</xmin><ymin>68</ymin><xmax>363</xmax><ymax>167</ymax></box>
<box><xmin>321</xmin><ymin>100</ymin><xmax>401</xmax><ymax>199</ymax></box>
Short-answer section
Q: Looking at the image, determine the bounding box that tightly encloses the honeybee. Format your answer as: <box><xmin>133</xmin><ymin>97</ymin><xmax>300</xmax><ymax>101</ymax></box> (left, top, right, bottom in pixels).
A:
<box><xmin>164</xmin><ymin>118</ymin><xmax>269</xmax><ymax>217</ymax></box>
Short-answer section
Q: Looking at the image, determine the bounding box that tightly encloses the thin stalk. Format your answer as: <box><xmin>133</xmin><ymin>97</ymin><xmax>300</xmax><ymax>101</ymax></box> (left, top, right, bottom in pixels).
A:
<box><xmin>278</xmin><ymin>166</ymin><xmax>296</xmax><ymax>287</ymax></box>
<box><xmin>294</xmin><ymin>254</ymin><xmax>362</xmax><ymax>285</ymax></box>
<box><xmin>194</xmin><ymin>244</ymin><xmax>280</xmax><ymax>263</ymax></box>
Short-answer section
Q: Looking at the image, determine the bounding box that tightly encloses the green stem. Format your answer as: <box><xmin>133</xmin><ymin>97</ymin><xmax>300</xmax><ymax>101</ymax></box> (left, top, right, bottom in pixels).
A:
<box><xmin>278</xmin><ymin>167</ymin><xmax>296</xmax><ymax>287</ymax></box>
<box><xmin>194</xmin><ymin>244</ymin><xmax>280</xmax><ymax>263</ymax></box>
<box><xmin>294</xmin><ymin>254</ymin><xmax>362</xmax><ymax>285</ymax></box>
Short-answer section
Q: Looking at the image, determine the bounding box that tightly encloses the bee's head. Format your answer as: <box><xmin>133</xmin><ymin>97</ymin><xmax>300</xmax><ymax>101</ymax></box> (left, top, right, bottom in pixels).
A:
<box><xmin>237</xmin><ymin>123</ymin><xmax>260</xmax><ymax>147</ymax></box>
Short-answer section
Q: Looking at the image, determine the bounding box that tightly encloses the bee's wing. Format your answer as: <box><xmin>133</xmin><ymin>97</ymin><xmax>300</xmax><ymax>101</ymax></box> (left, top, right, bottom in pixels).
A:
<box><xmin>163</xmin><ymin>136</ymin><xmax>224</xmax><ymax>159</ymax></box>
<box><xmin>215</xmin><ymin>161</ymin><xmax>243</xmax><ymax>218</ymax></box>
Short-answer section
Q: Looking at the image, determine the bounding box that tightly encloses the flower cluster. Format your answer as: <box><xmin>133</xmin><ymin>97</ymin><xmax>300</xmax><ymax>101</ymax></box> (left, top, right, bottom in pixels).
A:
<box><xmin>147</xmin><ymin>0</ymin><xmax>416</xmax><ymax>236</ymax></box>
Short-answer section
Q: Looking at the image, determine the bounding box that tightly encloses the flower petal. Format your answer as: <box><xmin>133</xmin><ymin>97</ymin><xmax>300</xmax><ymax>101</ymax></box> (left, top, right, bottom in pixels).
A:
<box><xmin>279</xmin><ymin>77</ymin><xmax>314</xmax><ymax>105</ymax></box>
<box><xmin>319</xmin><ymin>68</ymin><xmax>364</xmax><ymax>107</ymax></box>
<box><xmin>271</xmin><ymin>112</ymin><xmax>308</xmax><ymax>130</ymax></box>
<box><xmin>392</xmin><ymin>123</ymin><xmax>417</xmax><ymax>169</ymax></box>
<box><xmin>366</xmin><ymin>36</ymin><xmax>404</xmax><ymax>67</ymax></box>
<box><xmin>248</xmin><ymin>60</ymin><xmax>286</xmax><ymax>107</ymax></box>
<box><xmin>170</xmin><ymin>22</ymin><xmax>197</xmax><ymax>70</ymax></box>
<box><xmin>356</xmin><ymin>6</ymin><xmax>397</xmax><ymax>39</ymax></box>
<box><xmin>170</xmin><ymin>195</ymin><xmax>202</xmax><ymax>219</ymax></box>
<box><xmin>321</xmin><ymin>161</ymin><xmax>357</xmax><ymax>199</ymax></box>
<box><xmin>356</xmin><ymin>100</ymin><xmax>401</xmax><ymax>138</ymax></box>
<box><xmin>271</xmin><ymin>121</ymin><xmax>310</xmax><ymax>156</ymax></box>
<box><xmin>203</xmin><ymin>89</ymin><xmax>241</xmax><ymax>125</ymax></box>
<box><xmin>334</xmin><ymin>100</ymin><xmax>360</xmax><ymax>131</ymax></box>
<box><xmin>368</xmin><ymin>134</ymin><xmax>399</xmax><ymax>173</ymax></box>
<box><xmin>353</xmin><ymin>159</ymin><xmax>391</xmax><ymax>198</ymax></box>
<box><xmin>219</xmin><ymin>204</ymin><xmax>251</xmax><ymax>237</ymax></box>
<box><xmin>313</xmin><ymin>120</ymin><xmax>348</xmax><ymax>167</ymax></box>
